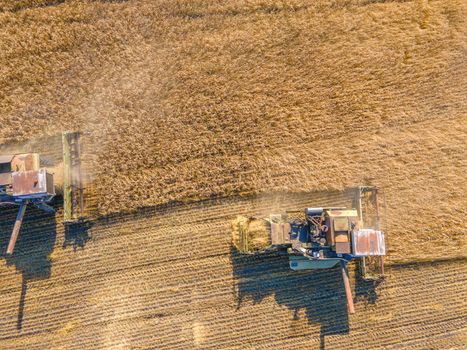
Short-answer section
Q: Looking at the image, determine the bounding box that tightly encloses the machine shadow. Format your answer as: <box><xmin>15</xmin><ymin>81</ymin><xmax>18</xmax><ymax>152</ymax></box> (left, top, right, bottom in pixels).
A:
<box><xmin>231</xmin><ymin>247</ymin><xmax>349</xmax><ymax>346</ymax></box>
<box><xmin>63</xmin><ymin>220</ymin><xmax>92</xmax><ymax>250</ymax></box>
<box><xmin>354</xmin><ymin>272</ymin><xmax>383</xmax><ymax>305</ymax></box>
<box><xmin>231</xmin><ymin>247</ymin><xmax>383</xmax><ymax>348</ymax></box>
<box><xmin>0</xmin><ymin>203</ymin><xmax>57</xmax><ymax>330</ymax></box>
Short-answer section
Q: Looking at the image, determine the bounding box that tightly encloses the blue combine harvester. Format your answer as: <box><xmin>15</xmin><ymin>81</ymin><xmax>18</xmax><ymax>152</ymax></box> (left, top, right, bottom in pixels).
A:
<box><xmin>0</xmin><ymin>132</ymin><xmax>84</xmax><ymax>255</ymax></box>
<box><xmin>233</xmin><ymin>187</ymin><xmax>386</xmax><ymax>314</ymax></box>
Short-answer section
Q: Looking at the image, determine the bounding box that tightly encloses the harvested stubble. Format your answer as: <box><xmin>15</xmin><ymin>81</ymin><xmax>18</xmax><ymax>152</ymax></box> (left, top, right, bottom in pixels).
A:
<box><xmin>0</xmin><ymin>193</ymin><xmax>466</xmax><ymax>349</ymax></box>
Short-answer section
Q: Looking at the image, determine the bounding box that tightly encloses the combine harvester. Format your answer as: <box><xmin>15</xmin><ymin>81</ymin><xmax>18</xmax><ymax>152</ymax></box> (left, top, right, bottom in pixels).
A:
<box><xmin>232</xmin><ymin>187</ymin><xmax>386</xmax><ymax>314</ymax></box>
<box><xmin>0</xmin><ymin>132</ymin><xmax>85</xmax><ymax>255</ymax></box>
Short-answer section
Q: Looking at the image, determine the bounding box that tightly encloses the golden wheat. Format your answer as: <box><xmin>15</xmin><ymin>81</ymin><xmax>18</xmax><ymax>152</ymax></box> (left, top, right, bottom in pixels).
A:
<box><xmin>0</xmin><ymin>0</ymin><xmax>465</xmax><ymax>258</ymax></box>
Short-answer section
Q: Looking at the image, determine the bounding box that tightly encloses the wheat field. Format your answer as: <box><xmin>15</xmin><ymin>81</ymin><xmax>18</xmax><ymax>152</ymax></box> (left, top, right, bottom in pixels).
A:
<box><xmin>0</xmin><ymin>0</ymin><xmax>466</xmax><ymax>349</ymax></box>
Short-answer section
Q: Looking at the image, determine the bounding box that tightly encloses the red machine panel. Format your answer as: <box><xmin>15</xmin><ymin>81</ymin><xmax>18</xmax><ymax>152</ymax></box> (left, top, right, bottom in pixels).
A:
<box><xmin>12</xmin><ymin>169</ymin><xmax>55</xmax><ymax>197</ymax></box>
<box><xmin>11</xmin><ymin>153</ymin><xmax>39</xmax><ymax>172</ymax></box>
<box><xmin>352</xmin><ymin>229</ymin><xmax>386</xmax><ymax>257</ymax></box>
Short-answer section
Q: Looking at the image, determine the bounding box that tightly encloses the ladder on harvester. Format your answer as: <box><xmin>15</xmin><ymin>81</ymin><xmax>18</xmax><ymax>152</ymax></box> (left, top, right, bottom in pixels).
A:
<box><xmin>62</xmin><ymin>131</ymin><xmax>84</xmax><ymax>223</ymax></box>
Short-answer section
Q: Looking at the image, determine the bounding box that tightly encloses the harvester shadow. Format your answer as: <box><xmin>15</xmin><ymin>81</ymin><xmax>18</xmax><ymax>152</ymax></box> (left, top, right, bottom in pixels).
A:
<box><xmin>0</xmin><ymin>203</ymin><xmax>57</xmax><ymax>331</ymax></box>
<box><xmin>231</xmin><ymin>247</ymin><xmax>382</xmax><ymax>349</ymax></box>
<box><xmin>63</xmin><ymin>220</ymin><xmax>92</xmax><ymax>251</ymax></box>
<box><xmin>354</xmin><ymin>273</ymin><xmax>383</xmax><ymax>305</ymax></box>
<box><xmin>231</xmin><ymin>248</ymin><xmax>348</xmax><ymax>348</ymax></box>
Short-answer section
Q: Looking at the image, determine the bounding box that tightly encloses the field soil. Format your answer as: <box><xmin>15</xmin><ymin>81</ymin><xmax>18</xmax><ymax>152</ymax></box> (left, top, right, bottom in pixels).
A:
<box><xmin>0</xmin><ymin>194</ymin><xmax>466</xmax><ymax>349</ymax></box>
<box><xmin>0</xmin><ymin>0</ymin><xmax>466</xmax><ymax>349</ymax></box>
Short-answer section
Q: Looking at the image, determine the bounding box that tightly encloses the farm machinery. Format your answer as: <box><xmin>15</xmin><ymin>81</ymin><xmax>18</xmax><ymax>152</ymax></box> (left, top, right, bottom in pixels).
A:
<box><xmin>0</xmin><ymin>131</ymin><xmax>84</xmax><ymax>255</ymax></box>
<box><xmin>232</xmin><ymin>187</ymin><xmax>386</xmax><ymax>314</ymax></box>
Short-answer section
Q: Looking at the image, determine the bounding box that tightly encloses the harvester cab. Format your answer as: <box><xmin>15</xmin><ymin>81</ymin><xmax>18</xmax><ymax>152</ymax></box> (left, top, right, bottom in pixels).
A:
<box><xmin>232</xmin><ymin>186</ymin><xmax>386</xmax><ymax>314</ymax></box>
<box><xmin>0</xmin><ymin>131</ymin><xmax>85</xmax><ymax>255</ymax></box>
